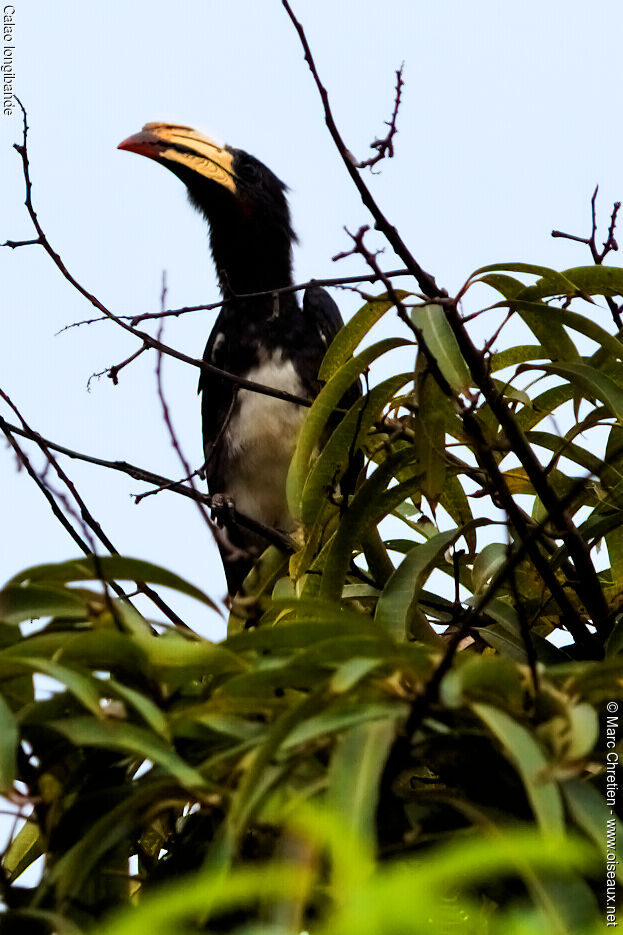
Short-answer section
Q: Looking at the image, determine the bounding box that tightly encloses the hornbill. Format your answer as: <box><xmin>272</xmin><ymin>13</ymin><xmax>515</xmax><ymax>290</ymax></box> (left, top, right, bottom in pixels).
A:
<box><xmin>118</xmin><ymin>123</ymin><xmax>359</xmax><ymax>595</ymax></box>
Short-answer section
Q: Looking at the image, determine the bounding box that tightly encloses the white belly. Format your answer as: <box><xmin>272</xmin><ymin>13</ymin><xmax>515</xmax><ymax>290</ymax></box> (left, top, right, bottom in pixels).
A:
<box><xmin>225</xmin><ymin>353</ymin><xmax>307</xmax><ymax>530</ymax></box>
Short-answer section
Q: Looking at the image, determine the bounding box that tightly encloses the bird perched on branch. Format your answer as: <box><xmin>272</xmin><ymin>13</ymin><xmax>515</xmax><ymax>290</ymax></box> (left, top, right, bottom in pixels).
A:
<box><xmin>119</xmin><ymin>123</ymin><xmax>358</xmax><ymax>596</ymax></box>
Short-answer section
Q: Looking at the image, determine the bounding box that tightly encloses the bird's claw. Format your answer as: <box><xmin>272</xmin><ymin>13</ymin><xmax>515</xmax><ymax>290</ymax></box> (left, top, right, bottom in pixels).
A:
<box><xmin>210</xmin><ymin>492</ymin><xmax>237</xmax><ymax>525</ymax></box>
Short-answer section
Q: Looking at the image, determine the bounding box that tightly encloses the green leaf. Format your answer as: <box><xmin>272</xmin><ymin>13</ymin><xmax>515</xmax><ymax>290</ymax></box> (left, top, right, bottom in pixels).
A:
<box><xmin>105</xmin><ymin>677</ymin><xmax>171</xmax><ymax>740</ymax></box>
<box><xmin>3</xmin><ymin>629</ymin><xmax>146</xmax><ymax>675</ymax></box>
<box><xmin>325</xmin><ymin>719</ymin><xmax>397</xmax><ymax>847</ymax></box>
<box><xmin>472</xmin><ymin>702</ymin><xmax>564</xmax><ymax>835</ymax></box>
<box><xmin>439</xmin><ymin>472</ymin><xmax>476</xmax><ymax>552</ymax></box>
<box><xmin>472</xmin><ymin>542</ymin><xmax>507</xmax><ymax>594</ymax></box>
<box><xmin>411</xmin><ymin>303</ymin><xmax>471</xmax><ymax>394</ymax></box>
<box><xmin>0</xmin><ymin>692</ymin><xmax>18</xmax><ymax>792</ymax></box>
<box><xmin>140</xmin><ymin>630</ymin><xmax>246</xmax><ymax>679</ymax></box>
<box><xmin>48</xmin><ymin>717</ymin><xmax>208</xmax><ymax>792</ymax></box>
<box><xmin>412</xmin><ymin>359</ymin><xmax>448</xmax><ymax>505</ymax></box>
<box><xmin>500</xmin><ymin>298</ymin><xmax>623</xmax><ymax>362</ymax></box>
<box><xmin>489</xmin><ymin>344</ymin><xmax>547</xmax><ymax>371</ymax></box>
<box><xmin>92</xmin><ymin>864</ymin><xmax>309</xmax><ymax>935</ymax></box>
<box><xmin>478</xmin><ymin>272</ymin><xmax>527</xmax><ymax>299</ymax></box>
<box><xmin>11</xmin><ymin>657</ymin><xmax>103</xmax><ymax>716</ymax></box>
<box><xmin>524</xmin><ymin>264</ymin><xmax>623</xmax><ymax>300</ymax></box>
<box><xmin>521</xmin><ymin>360</ymin><xmax>623</xmax><ymax>423</ymax></box>
<box><xmin>319</xmin><ymin>292</ymin><xmax>410</xmax><ymax>380</ymax></box>
<box><xmin>6</xmin><ymin>556</ymin><xmax>218</xmax><ymax>611</ymax></box>
<box><xmin>283</xmin><ymin>699</ymin><xmax>404</xmax><ymax>751</ymax></box>
<box><xmin>42</xmin><ymin>779</ymin><xmax>180</xmax><ymax>904</ymax></box>
<box><xmin>0</xmin><ymin>583</ymin><xmax>91</xmax><ymax>625</ymax></box>
<box><xmin>563</xmin><ymin>779</ymin><xmax>623</xmax><ymax>885</ymax></box>
<box><xmin>515</xmin><ymin>383</ymin><xmax>576</xmax><ymax>432</ymax></box>
<box><xmin>2</xmin><ymin>819</ymin><xmax>42</xmax><ymax>882</ymax></box>
<box><xmin>319</xmin><ymin>449</ymin><xmax>422</xmax><ymax>601</ymax></box>
<box><xmin>288</xmin><ymin>338</ymin><xmax>411</xmax><ymax>518</ymax></box>
<box><xmin>441</xmin><ymin>656</ymin><xmax>525</xmax><ymax>711</ymax></box>
<box><xmin>300</xmin><ymin>373</ymin><xmax>412</xmax><ymax>526</ymax></box>
<box><xmin>512</xmin><ymin>302</ymin><xmax>579</xmax><ymax>361</ymax></box>
<box><xmin>375</xmin><ymin>528</ymin><xmax>467</xmax><ymax>643</ymax></box>
<box><xmin>468</xmin><ymin>261</ymin><xmax>576</xmax><ymax>291</ymax></box>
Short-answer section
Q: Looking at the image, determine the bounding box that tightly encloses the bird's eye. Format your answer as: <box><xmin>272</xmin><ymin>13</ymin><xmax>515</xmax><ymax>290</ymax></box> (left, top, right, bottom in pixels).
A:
<box><xmin>239</xmin><ymin>162</ymin><xmax>259</xmax><ymax>182</ymax></box>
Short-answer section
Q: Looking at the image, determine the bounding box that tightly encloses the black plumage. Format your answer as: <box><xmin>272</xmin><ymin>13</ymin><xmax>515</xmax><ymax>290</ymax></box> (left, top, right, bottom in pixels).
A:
<box><xmin>119</xmin><ymin>124</ymin><xmax>359</xmax><ymax>595</ymax></box>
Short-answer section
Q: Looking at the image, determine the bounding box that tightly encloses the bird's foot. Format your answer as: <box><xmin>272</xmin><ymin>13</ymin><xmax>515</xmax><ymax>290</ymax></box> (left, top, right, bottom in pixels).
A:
<box><xmin>210</xmin><ymin>492</ymin><xmax>237</xmax><ymax>526</ymax></box>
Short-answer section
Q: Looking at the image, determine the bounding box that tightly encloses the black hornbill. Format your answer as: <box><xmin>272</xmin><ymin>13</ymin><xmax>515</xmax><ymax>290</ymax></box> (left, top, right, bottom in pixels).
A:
<box><xmin>119</xmin><ymin>123</ymin><xmax>358</xmax><ymax>595</ymax></box>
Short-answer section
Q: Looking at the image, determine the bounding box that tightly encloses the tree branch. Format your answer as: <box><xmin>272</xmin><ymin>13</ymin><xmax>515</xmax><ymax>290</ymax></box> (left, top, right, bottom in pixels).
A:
<box><xmin>281</xmin><ymin>1</ymin><xmax>445</xmax><ymax>301</ymax></box>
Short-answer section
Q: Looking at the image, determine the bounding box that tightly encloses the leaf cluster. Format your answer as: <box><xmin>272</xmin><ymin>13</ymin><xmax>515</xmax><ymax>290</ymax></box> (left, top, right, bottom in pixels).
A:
<box><xmin>1</xmin><ymin>258</ymin><xmax>623</xmax><ymax>932</ymax></box>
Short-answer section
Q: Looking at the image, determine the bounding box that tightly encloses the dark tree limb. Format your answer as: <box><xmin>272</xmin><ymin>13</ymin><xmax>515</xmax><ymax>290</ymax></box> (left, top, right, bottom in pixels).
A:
<box><xmin>0</xmin><ymin>388</ymin><xmax>194</xmax><ymax>632</ymax></box>
<box><xmin>552</xmin><ymin>185</ymin><xmax>622</xmax><ymax>328</ymax></box>
<box><xmin>0</xmin><ymin>416</ymin><xmax>296</xmax><ymax>552</ymax></box>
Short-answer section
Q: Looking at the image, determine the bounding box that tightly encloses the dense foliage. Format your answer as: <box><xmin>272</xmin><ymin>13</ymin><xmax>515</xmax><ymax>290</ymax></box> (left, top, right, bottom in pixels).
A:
<box><xmin>0</xmin><ymin>259</ymin><xmax>622</xmax><ymax>933</ymax></box>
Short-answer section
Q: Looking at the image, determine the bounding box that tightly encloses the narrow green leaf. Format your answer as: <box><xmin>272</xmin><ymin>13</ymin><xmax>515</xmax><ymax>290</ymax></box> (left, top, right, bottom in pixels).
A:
<box><xmin>472</xmin><ymin>703</ymin><xmax>564</xmax><ymax>835</ymax></box>
<box><xmin>468</xmin><ymin>261</ymin><xmax>575</xmax><ymax>289</ymax></box>
<box><xmin>515</xmin><ymin>383</ymin><xmax>576</xmax><ymax>432</ymax></box>
<box><xmin>6</xmin><ymin>556</ymin><xmax>218</xmax><ymax>611</ymax></box>
<box><xmin>439</xmin><ymin>472</ymin><xmax>476</xmax><ymax>553</ymax></box>
<box><xmin>413</xmin><ymin>360</ymin><xmax>448</xmax><ymax>504</ymax></box>
<box><xmin>499</xmin><ymin>298</ymin><xmax>623</xmax><ymax>362</ymax></box>
<box><xmin>563</xmin><ymin>779</ymin><xmax>623</xmax><ymax>885</ymax></box>
<box><xmin>523</xmin><ymin>264</ymin><xmax>623</xmax><ymax>300</ymax></box>
<box><xmin>48</xmin><ymin>717</ymin><xmax>207</xmax><ymax>792</ymax></box>
<box><xmin>2</xmin><ymin>819</ymin><xmax>42</xmax><ymax>882</ymax></box>
<box><xmin>411</xmin><ymin>303</ymin><xmax>471</xmax><ymax>394</ymax></box>
<box><xmin>325</xmin><ymin>719</ymin><xmax>397</xmax><ymax>846</ymax></box>
<box><xmin>0</xmin><ymin>583</ymin><xmax>90</xmax><ymax>625</ymax></box>
<box><xmin>319</xmin><ymin>449</ymin><xmax>421</xmax><ymax>601</ymax></box>
<box><xmin>42</xmin><ymin>779</ymin><xmax>181</xmax><ymax>904</ymax></box>
<box><xmin>375</xmin><ymin>528</ymin><xmax>466</xmax><ymax>643</ymax></box>
<box><xmin>521</xmin><ymin>360</ymin><xmax>623</xmax><ymax>423</ymax></box>
<box><xmin>288</xmin><ymin>338</ymin><xmax>411</xmax><ymax>518</ymax></box>
<box><xmin>105</xmin><ymin>677</ymin><xmax>171</xmax><ymax>740</ymax></box>
<box><xmin>142</xmin><ymin>633</ymin><xmax>246</xmax><ymax>679</ymax></box>
<box><xmin>490</xmin><ymin>344</ymin><xmax>546</xmax><ymax>371</ymax></box>
<box><xmin>283</xmin><ymin>700</ymin><xmax>404</xmax><ymax>752</ymax></box>
<box><xmin>300</xmin><ymin>374</ymin><xmax>412</xmax><ymax>526</ymax></box>
<box><xmin>0</xmin><ymin>693</ymin><xmax>18</xmax><ymax>792</ymax></box>
<box><xmin>472</xmin><ymin>543</ymin><xmax>507</xmax><ymax>594</ymax></box>
<box><xmin>478</xmin><ymin>272</ymin><xmax>527</xmax><ymax>299</ymax></box>
<box><xmin>13</xmin><ymin>657</ymin><xmax>103</xmax><ymax>716</ymax></box>
<box><xmin>319</xmin><ymin>292</ymin><xmax>410</xmax><ymax>380</ymax></box>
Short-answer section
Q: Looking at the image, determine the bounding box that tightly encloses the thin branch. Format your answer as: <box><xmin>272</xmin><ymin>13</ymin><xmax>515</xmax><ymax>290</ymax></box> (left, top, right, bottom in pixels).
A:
<box><xmin>0</xmin><ymin>416</ymin><xmax>296</xmax><ymax>552</ymax></box>
<box><xmin>88</xmin><ymin>343</ymin><xmax>149</xmax><ymax>388</ymax></box>
<box><xmin>552</xmin><ymin>185</ymin><xmax>622</xmax><ymax>328</ymax></box>
<box><xmin>56</xmin><ymin>268</ymin><xmax>415</xmax><ymax>332</ymax></box>
<box><xmin>153</xmin><ymin>273</ymin><xmax>221</xmax><ymax>544</ymax></box>
<box><xmin>0</xmin><ymin>388</ymin><xmax>193</xmax><ymax>632</ymax></box>
<box><xmin>355</xmin><ymin>65</ymin><xmax>404</xmax><ymax>172</ymax></box>
<box><xmin>282</xmin><ymin>1</ymin><xmax>445</xmax><ymax>301</ymax></box>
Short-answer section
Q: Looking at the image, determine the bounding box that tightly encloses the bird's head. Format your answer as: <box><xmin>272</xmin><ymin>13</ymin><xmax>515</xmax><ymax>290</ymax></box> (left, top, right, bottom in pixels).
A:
<box><xmin>119</xmin><ymin>122</ymin><xmax>296</xmax><ymax>295</ymax></box>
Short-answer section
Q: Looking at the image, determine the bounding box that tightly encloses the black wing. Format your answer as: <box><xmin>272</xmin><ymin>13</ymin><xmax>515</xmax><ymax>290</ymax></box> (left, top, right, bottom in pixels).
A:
<box><xmin>304</xmin><ymin>285</ymin><xmax>363</xmax><ymax>496</ymax></box>
<box><xmin>303</xmin><ymin>284</ymin><xmax>345</xmax><ymax>350</ymax></box>
<box><xmin>198</xmin><ymin>311</ymin><xmax>239</xmax><ymax>496</ymax></box>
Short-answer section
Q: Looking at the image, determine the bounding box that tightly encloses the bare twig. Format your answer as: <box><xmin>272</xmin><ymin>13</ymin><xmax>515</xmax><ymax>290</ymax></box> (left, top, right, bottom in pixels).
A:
<box><xmin>0</xmin><ymin>416</ymin><xmax>296</xmax><ymax>552</ymax></box>
<box><xmin>153</xmin><ymin>273</ymin><xmax>220</xmax><ymax>543</ymax></box>
<box><xmin>552</xmin><ymin>185</ymin><xmax>622</xmax><ymax>328</ymax></box>
<box><xmin>355</xmin><ymin>65</ymin><xmax>404</xmax><ymax>172</ymax></box>
<box><xmin>0</xmin><ymin>387</ymin><xmax>194</xmax><ymax>632</ymax></box>
<box><xmin>88</xmin><ymin>343</ymin><xmax>149</xmax><ymax>388</ymax></box>
<box><xmin>56</xmin><ymin>269</ymin><xmax>415</xmax><ymax>332</ymax></box>
<box><xmin>282</xmin><ymin>1</ymin><xmax>445</xmax><ymax>301</ymax></box>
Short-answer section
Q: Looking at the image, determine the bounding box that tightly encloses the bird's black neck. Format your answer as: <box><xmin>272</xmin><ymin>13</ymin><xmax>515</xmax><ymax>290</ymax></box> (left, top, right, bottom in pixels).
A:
<box><xmin>209</xmin><ymin>219</ymin><xmax>294</xmax><ymax>300</ymax></box>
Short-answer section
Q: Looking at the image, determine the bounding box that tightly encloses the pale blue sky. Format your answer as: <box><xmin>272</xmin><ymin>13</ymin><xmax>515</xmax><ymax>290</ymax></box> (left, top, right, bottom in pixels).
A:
<box><xmin>2</xmin><ymin>0</ymin><xmax>623</xmax><ymax>638</ymax></box>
